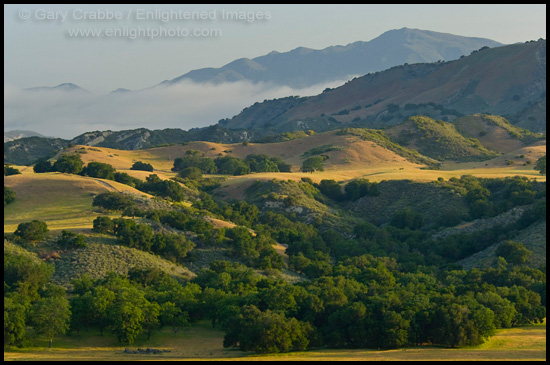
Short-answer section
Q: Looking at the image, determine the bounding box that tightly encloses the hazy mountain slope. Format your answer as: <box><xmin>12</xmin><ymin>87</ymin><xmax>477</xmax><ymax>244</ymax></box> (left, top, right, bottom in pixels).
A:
<box><xmin>4</xmin><ymin>130</ymin><xmax>47</xmax><ymax>143</ymax></box>
<box><xmin>4</xmin><ymin>136</ymin><xmax>69</xmax><ymax>165</ymax></box>
<box><xmin>221</xmin><ymin>40</ymin><xmax>546</xmax><ymax>133</ymax></box>
<box><xmin>3</xmin><ymin>126</ymin><xmax>254</xmax><ymax>165</ymax></box>
<box><xmin>23</xmin><ymin>82</ymin><xmax>90</xmax><ymax>93</ymax></box>
<box><xmin>163</xmin><ymin>28</ymin><xmax>502</xmax><ymax>88</ymax></box>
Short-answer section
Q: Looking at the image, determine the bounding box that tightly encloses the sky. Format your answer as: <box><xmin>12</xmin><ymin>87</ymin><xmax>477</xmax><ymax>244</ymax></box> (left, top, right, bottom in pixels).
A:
<box><xmin>3</xmin><ymin>4</ymin><xmax>547</xmax><ymax>138</ymax></box>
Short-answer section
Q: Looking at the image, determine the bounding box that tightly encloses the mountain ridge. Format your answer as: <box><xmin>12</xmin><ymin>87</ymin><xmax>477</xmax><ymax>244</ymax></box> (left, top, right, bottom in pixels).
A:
<box><xmin>4</xmin><ymin>130</ymin><xmax>48</xmax><ymax>143</ymax></box>
<box><xmin>23</xmin><ymin>83</ymin><xmax>91</xmax><ymax>93</ymax></box>
<box><xmin>219</xmin><ymin>39</ymin><xmax>546</xmax><ymax>133</ymax></box>
<box><xmin>161</xmin><ymin>28</ymin><xmax>503</xmax><ymax>88</ymax></box>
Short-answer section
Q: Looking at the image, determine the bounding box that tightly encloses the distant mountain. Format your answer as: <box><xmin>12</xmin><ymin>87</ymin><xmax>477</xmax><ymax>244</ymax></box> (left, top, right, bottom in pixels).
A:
<box><xmin>110</xmin><ymin>88</ymin><xmax>132</xmax><ymax>94</ymax></box>
<box><xmin>3</xmin><ymin>126</ymin><xmax>254</xmax><ymax>165</ymax></box>
<box><xmin>219</xmin><ymin>39</ymin><xmax>546</xmax><ymax>133</ymax></box>
<box><xmin>161</xmin><ymin>28</ymin><xmax>503</xmax><ymax>88</ymax></box>
<box><xmin>4</xmin><ymin>130</ymin><xmax>48</xmax><ymax>143</ymax></box>
<box><xmin>24</xmin><ymin>83</ymin><xmax>90</xmax><ymax>93</ymax></box>
<box><xmin>68</xmin><ymin>126</ymin><xmax>252</xmax><ymax>150</ymax></box>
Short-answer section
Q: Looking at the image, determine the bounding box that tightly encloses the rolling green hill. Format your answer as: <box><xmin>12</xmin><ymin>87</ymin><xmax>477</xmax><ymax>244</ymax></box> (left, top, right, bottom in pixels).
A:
<box><xmin>49</xmin><ymin>240</ymin><xmax>195</xmax><ymax>288</ymax></box>
<box><xmin>453</xmin><ymin>114</ymin><xmax>544</xmax><ymax>153</ymax></box>
<box><xmin>386</xmin><ymin>115</ymin><xmax>500</xmax><ymax>161</ymax></box>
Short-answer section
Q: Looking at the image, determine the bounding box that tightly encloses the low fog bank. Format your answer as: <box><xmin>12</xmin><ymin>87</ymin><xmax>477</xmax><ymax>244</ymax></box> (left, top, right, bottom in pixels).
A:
<box><xmin>4</xmin><ymin>77</ymin><xmax>353</xmax><ymax>140</ymax></box>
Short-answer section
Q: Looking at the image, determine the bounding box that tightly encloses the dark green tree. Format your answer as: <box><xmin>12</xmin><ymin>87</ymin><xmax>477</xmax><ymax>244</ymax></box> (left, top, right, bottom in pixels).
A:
<box><xmin>56</xmin><ymin>230</ymin><xmax>87</xmax><ymax>249</ymax></box>
<box><xmin>4</xmin><ymin>252</ymin><xmax>54</xmax><ymax>300</ymax></box>
<box><xmin>71</xmin><ymin>274</ymin><xmax>94</xmax><ymax>296</ymax></box>
<box><xmin>109</xmin><ymin>286</ymin><xmax>146</xmax><ymax>344</ymax></box>
<box><xmin>130</xmin><ymin>161</ymin><xmax>154</xmax><ymax>172</ymax></box>
<box><xmin>81</xmin><ymin>161</ymin><xmax>116</xmax><ymax>180</ymax></box>
<box><xmin>178</xmin><ymin>166</ymin><xmax>202</xmax><ymax>180</ymax></box>
<box><xmin>30</xmin><ymin>295</ymin><xmax>71</xmax><ymax>348</ymax></box>
<box><xmin>69</xmin><ymin>292</ymin><xmax>93</xmax><ymax>334</ymax></box>
<box><xmin>140</xmin><ymin>174</ymin><xmax>187</xmax><ymax>201</ymax></box>
<box><xmin>160</xmin><ymin>301</ymin><xmax>189</xmax><ymax>334</ymax></box>
<box><xmin>4</xmin><ymin>164</ymin><xmax>21</xmax><ymax>176</ymax></box>
<box><xmin>495</xmin><ymin>241</ymin><xmax>531</xmax><ymax>265</ymax></box>
<box><xmin>215</xmin><ymin>157</ymin><xmax>251</xmax><ymax>175</ymax></box>
<box><xmin>429</xmin><ymin>299</ymin><xmax>495</xmax><ymax>347</ymax></box>
<box><xmin>4</xmin><ymin>186</ymin><xmax>16</xmax><ymax>206</ymax></box>
<box><xmin>224</xmin><ymin>305</ymin><xmax>312</xmax><ymax>353</ymax></box>
<box><xmin>14</xmin><ymin>220</ymin><xmax>49</xmax><ymax>241</ymax></box>
<box><xmin>142</xmin><ymin>301</ymin><xmax>161</xmax><ymax>340</ymax></box>
<box><xmin>390</xmin><ymin>209</ymin><xmax>424</xmax><ymax>230</ymax></box>
<box><xmin>33</xmin><ymin>159</ymin><xmax>54</xmax><ymax>173</ymax></box>
<box><xmin>90</xmin><ymin>286</ymin><xmax>116</xmax><ymax>336</ymax></box>
<box><xmin>114</xmin><ymin>172</ymin><xmax>141</xmax><ymax>187</ymax></box>
<box><xmin>52</xmin><ymin>154</ymin><xmax>83</xmax><ymax>174</ymax></box>
<box><xmin>92</xmin><ymin>192</ymin><xmax>136</xmax><ymax>211</ymax></box>
<box><xmin>245</xmin><ymin>154</ymin><xmax>280</xmax><ymax>173</ymax></box>
<box><xmin>475</xmin><ymin>292</ymin><xmax>517</xmax><ymax>328</ymax></box>
<box><xmin>301</xmin><ymin>156</ymin><xmax>325</xmax><ymax>173</ymax></box>
<box><xmin>4</xmin><ymin>294</ymin><xmax>31</xmax><ymax>346</ymax></box>
<box><xmin>534</xmin><ymin>155</ymin><xmax>546</xmax><ymax>175</ymax></box>
<box><xmin>92</xmin><ymin>216</ymin><xmax>115</xmax><ymax>234</ymax></box>
<box><xmin>172</xmin><ymin>150</ymin><xmax>217</xmax><ymax>173</ymax></box>
<box><xmin>345</xmin><ymin>178</ymin><xmax>378</xmax><ymax>200</ymax></box>
<box><xmin>318</xmin><ymin>179</ymin><xmax>345</xmax><ymax>201</ymax></box>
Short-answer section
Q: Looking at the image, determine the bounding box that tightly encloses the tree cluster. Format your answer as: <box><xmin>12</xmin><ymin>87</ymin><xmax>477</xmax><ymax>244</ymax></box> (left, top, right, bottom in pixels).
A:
<box><xmin>4</xmin><ymin>186</ymin><xmax>16</xmax><ymax>206</ymax></box>
<box><xmin>5</xmin><ymin>250</ymin><xmax>69</xmax><ymax>348</ymax></box>
<box><xmin>130</xmin><ymin>161</ymin><xmax>154</xmax><ymax>172</ymax></box>
<box><xmin>4</xmin><ymin>164</ymin><xmax>22</xmax><ymax>176</ymax></box>
<box><xmin>92</xmin><ymin>216</ymin><xmax>195</xmax><ymax>263</ymax></box>
<box><xmin>171</xmin><ymin>151</ymin><xmax>292</xmax><ymax>176</ymax></box>
<box><xmin>34</xmin><ymin>155</ymin><xmax>188</xmax><ymax>202</ymax></box>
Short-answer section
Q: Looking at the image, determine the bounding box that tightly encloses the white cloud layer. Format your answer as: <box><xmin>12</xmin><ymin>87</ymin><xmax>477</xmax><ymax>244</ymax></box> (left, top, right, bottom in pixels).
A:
<box><xmin>4</xmin><ymin>78</ymin><xmax>352</xmax><ymax>140</ymax></box>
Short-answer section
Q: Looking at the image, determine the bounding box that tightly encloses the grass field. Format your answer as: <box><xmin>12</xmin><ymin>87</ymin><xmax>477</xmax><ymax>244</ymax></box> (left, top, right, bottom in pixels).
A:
<box><xmin>4</xmin><ymin>321</ymin><xmax>546</xmax><ymax>361</ymax></box>
<box><xmin>3</xmin><ymin>170</ymin><xmax>150</xmax><ymax>233</ymax></box>
<box><xmin>4</xmin><ymin>141</ymin><xmax>545</xmax><ymax>233</ymax></box>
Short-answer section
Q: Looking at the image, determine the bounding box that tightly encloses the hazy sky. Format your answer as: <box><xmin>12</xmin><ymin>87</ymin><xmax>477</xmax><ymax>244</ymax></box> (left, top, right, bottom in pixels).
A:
<box><xmin>3</xmin><ymin>4</ymin><xmax>546</xmax><ymax>138</ymax></box>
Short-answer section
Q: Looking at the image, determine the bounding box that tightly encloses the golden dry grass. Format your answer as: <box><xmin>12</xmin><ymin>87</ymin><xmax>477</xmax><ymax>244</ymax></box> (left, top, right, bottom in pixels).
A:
<box><xmin>5</xmin><ymin>135</ymin><xmax>544</xmax><ymax>234</ymax></box>
<box><xmin>62</xmin><ymin>131</ymin><xmax>420</xmax><ymax>174</ymax></box>
<box><xmin>57</xmin><ymin>146</ymin><xmax>175</xmax><ymax>172</ymax></box>
<box><xmin>3</xmin><ymin>171</ymin><xmax>150</xmax><ymax>233</ymax></box>
<box><xmin>57</xmin><ymin>133</ymin><xmax>545</xmax><ymax>188</ymax></box>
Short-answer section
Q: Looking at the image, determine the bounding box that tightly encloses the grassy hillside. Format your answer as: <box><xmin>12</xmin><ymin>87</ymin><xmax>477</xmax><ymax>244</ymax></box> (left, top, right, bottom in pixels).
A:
<box><xmin>5</xmin><ymin>132</ymin><xmax>545</xmax><ymax>236</ymax></box>
<box><xmin>221</xmin><ymin>40</ymin><xmax>546</xmax><ymax>133</ymax></box>
<box><xmin>243</xmin><ymin>178</ymin><xmax>342</xmax><ymax>226</ymax></box>
<box><xmin>3</xmin><ymin>169</ymin><xmax>151</xmax><ymax>233</ymax></box>
<box><xmin>58</xmin><ymin>130</ymin><xmax>430</xmax><ymax>176</ymax></box>
<box><xmin>386</xmin><ymin>115</ymin><xmax>500</xmax><ymax>161</ymax></box>
<box><xmin>453</xmin><ymin>114</ymin><xmax>544</xmax><ymax>153</ymax></box>
<box><xmin>456</xmin><ymin>220</ymin><xmax>547</xmax><ymax>270</ymax></box>
<box><xmin>335</xmin><ymin>127</ymin><xmax>439</xmax><ymax>167</ymax></box>
<box><xmin>4</xmin><ymin>237</ymin><xmax>195</xmax><ymax>289</ymax></box>
<box><xmin>50</xmin><ymin>240</ymin><xmax>195</xmax><ymax>287</ymax></box>
<box><xmin>351</xmin><ymin>179</ymin><xmax>470</xmax><ymax>228</ymax></box>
